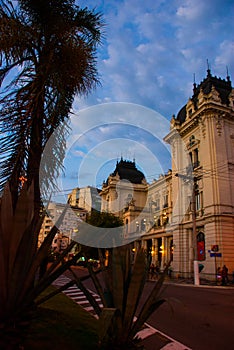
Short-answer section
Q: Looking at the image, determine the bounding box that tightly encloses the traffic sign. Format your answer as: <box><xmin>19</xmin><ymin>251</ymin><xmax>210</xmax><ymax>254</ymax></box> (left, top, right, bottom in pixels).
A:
<box><xmin>211</xmin><ymin>245</ymin><xmax>219</xmax><ymax>252</ymax></box>
<box><xmin>210</xmin><ymin>252</ymin><xmax>222</xmax><ymax>257</ymax></box>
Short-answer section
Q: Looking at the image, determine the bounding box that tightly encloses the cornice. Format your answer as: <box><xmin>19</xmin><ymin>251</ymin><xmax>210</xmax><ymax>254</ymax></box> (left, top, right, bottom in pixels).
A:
<box><xmin>168</xmin><ymin>102</ymin><xmax>233</xmax><ymax>138</ymax></box>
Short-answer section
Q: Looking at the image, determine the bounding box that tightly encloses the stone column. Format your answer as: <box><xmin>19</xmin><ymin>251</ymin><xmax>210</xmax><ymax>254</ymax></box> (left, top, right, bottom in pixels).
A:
<box><xmin>151</xmin><ymin>238</ymin><xmax>158</xmax><ymax>265</ymax></box>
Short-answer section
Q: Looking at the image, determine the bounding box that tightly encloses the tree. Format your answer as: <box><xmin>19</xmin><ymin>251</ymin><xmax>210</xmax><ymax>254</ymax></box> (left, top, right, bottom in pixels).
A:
<box><xmin>87</xmin><ymin>210</ymin><xmax>124</xmax><ymax>228</ymax></box>
<box><xmin>0</xmin><ymin>0</ymin><xmax>103</xmax><ymax>212</ymax></box>
<box><xmin>80</xmin><ymin>210</ymin><xmax>124</xmax><ymax>260</ymax></box>
<box><xmin>0</xmin><ymin>1</ymin><xmax>103</xmax><ymax>348</ymax></box>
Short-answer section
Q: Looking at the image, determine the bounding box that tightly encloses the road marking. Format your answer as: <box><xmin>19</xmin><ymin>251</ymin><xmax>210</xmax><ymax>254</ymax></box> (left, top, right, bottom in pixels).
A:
<box><xmin>136</xmin><ymin>326</ymin><xmax>157</xmax><ymax>339</ymax></box>
<box><xmin>146</xmin><ymin>324</ymin><xmax>192</xmax><ymax>350</ymax></box>
<box><xmin>53</xmin><ymin>275</ymin><xmax>191</xmax><ymax>349</ymax></box>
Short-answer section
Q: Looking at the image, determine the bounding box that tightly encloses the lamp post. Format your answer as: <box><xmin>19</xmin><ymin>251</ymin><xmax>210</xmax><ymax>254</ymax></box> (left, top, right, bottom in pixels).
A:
<box><xmin>175</xmin><ymin>173</ymin><xmax>200</xmax><ymax>286</ymax></box>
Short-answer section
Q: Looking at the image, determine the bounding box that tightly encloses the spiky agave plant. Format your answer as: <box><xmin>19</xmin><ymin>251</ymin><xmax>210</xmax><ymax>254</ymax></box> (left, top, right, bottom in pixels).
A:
<box><xmin>0</xmin><ymin>183</ymin><xmax>82</xmax><ymax>349</ymax></box>
<box><xmin>85</xmin><ymin>244</ymin><xmax>170</xmax><ymax>349</ymax></box>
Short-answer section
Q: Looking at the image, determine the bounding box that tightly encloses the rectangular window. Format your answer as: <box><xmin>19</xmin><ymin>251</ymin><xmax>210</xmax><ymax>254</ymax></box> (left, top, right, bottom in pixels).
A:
<box><xmin>195</xmin><ymin>192</ymin><xmax>203</xmax><ymax>213</ymax></box>
<box><xmin>154</xmin><ymin>198</ymin><xmax>160</xmax><ymax>210</ymax></box>
<box><xmin>163</xmin><ymin>194</ymin><xmax>168</xmax><ymax>208</ymax></box>
<box><xmin>195</xmin><ymin>193</ymin><xmax>200</xmax><ymax>211</ymax></box>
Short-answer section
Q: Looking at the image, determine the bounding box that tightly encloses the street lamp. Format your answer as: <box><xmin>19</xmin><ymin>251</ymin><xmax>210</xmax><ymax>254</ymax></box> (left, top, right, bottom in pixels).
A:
<box><xmin>175</xmin><ymin>173</ymin><xmax>200</xmax><ymax>286</ymax></box>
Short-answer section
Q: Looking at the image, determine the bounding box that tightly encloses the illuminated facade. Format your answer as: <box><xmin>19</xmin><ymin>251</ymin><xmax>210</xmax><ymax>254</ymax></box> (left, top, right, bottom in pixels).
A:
<box><xmin>101</xmin><ymin>71</ymin><xmax>234</xmax><ymax>280</ymax></box>
<box><xmin>146</xmin><ymin>70</ymin><xmax>234</xmax><ymax>278</ymax></box>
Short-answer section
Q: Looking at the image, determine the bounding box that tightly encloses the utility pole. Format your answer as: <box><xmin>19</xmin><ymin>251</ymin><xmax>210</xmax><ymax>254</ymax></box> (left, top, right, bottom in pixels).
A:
<box><xmin>175</xmin><ymin>173</ymin><xmax>200</xmax><ymax>286</ymax></box>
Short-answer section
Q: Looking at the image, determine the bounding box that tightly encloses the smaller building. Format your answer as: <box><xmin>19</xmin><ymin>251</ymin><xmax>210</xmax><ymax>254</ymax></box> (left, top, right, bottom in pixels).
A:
<box><xmin>38</xmin><ymin>201</ymin><xmax>87</xmax><ymax>249</ymax></box>
<box><xmin>68</xmin><ymin>186</ymin><xmax>101</xmax><ymax>213</ymax></box>
<box><xmin>100</xmin><ymin>158</ymin><xmax>148</xmax><ymax>241</ymax></box>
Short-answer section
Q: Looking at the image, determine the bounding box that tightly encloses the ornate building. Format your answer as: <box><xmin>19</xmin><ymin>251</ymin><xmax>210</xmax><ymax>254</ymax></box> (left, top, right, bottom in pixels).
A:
<box><xmin>99</xmin><ymin>158</ymin><xmax>149</xmax><ymax>242</ymax></box>
<box><xmin>163</xmin><ymin>69</ymin><xmax>234</xmax><ymax>279</ymax></box>
<box><xmin>100</xmin><ymin>70</ymin><xmax>234</xmax><ymax>280</ymax></box>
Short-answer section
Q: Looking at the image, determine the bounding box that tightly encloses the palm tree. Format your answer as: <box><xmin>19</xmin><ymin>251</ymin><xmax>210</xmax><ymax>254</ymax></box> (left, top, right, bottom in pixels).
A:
<box><xmin>0</xmin><ymin>1</ymin><xmax>103</xmax><ymax>347</ymax></box>
<box><xmin>0</xmin><ymin>0</ymin><xmax>103</xmax><ymax>212</ymax></box>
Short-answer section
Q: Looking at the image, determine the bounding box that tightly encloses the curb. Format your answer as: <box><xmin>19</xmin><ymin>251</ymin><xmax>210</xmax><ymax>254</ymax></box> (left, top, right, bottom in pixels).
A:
<box><xmin>148</xmin><ymin>278</ymin><xmax>234</xmax><ymax>289</ymax></box>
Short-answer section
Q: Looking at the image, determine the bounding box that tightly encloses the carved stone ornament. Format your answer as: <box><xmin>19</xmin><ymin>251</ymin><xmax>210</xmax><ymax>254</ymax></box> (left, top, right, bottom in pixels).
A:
<box><xmin>197</xmin><ymin>89</ymin><xmax>206</xmax><ymax>107</ymax></box>
<box><xmin>228</xmin><ymin>89</ymin><xmax>234</xmax><ymax>108</ymax></box>
<box><xmin>199</xmin><ymin>114</ymin><xmax>206</xmax><ymax>138</ymax></box>
<box><xmin>215</xmin><ymin>114</ymin><xmax>223</xmax><ymax>136</ymax></box>
<box><xmin>210</xmin><ymin>85</ymin><xmax>221</xmax><ymax>103</ymax></box>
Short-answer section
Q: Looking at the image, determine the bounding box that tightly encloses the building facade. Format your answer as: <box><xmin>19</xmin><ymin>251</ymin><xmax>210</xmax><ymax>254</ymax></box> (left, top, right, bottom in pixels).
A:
<box><xmin>100</xmin><ymin>71</ymin><xmax>234</xmax><ymax>280</ymax></box>
<box><xmin>68</xmin><ymin>186</ymin><xmax>101</xmax><ymax>213</ymax></box>
<box><xmin>100</xmin><ymin>158</ymin><xmax>148</xmax><ymax>238</ymax></box>
<box><xmin>39</xmin><ymin>202</ymin><xmax>87</xmax><ymax>250</ymax></box>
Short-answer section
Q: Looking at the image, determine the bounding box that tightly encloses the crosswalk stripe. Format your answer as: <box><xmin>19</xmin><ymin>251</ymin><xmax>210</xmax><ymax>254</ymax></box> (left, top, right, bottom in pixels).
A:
<box><xmin>65</xmin><ymin>291</ymin><xmax>84</xmax><ymax>296</ymax></box>
<box><xmin>52</xmin><ymin>275</ymin><xmax>100</xmax><ymax>317</ymax></box>
<box><xmin>78</xmin><ymin>300</ymin><xmax>92</xmax><ymax>305</ymax></box>
<box><xmin>52</xmin><ymin>275</ymin><xmax>191</xmax><ymax>349</ymax></box>
<box><xmin>84</xmin><ymin>306</ymin><xmax>94</xmax><ymax>312</ymax></box>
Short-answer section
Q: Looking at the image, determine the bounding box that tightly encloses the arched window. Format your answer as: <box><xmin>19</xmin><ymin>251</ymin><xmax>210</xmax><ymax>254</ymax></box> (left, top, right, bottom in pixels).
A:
<box><xmin>197</xmin><ymin>231</ymin><xmax>205</xmax><ymax>261</ymax></box>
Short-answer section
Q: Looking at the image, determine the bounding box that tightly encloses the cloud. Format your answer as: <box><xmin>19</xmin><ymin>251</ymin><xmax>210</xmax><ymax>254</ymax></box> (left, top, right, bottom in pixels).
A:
<box><xmin>215</xmin><ymin>40</ymin><xmax>234</xmax><ymax>73</ymax></box>
<box><xmin>176</xmin><ymin>0</ymin><xmax>206</xmax><ymax>21</ymax></box>
<box><xmin>54</xmin><ymin>0</ymin><xmax>234</xmax><ymax>195</ymax></box>
<box><xmin>75</xmin><ymin>0</ymin><xmax>234</xmax><ymax>119</ymax></box>
<box><xmin>73</xmin><ymin>150</ymin><xmax>86</xmax><ymax>157</ymax></box>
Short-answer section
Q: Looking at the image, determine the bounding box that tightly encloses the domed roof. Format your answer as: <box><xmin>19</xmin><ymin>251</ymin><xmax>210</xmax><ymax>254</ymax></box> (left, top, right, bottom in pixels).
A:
<box><xmin>176</xmin><ymin>104</ymin><xmax>186</xmax><ymax>124</ymax></box>
<box><xmin>176</xmin><ymin>70</ymin><xmax>232</xmax><ymax>125</ymax></box>
<box><xmin>110</xmin><ymin>159</ymin><xmax>145</xmax><ymax>184</ymax></box>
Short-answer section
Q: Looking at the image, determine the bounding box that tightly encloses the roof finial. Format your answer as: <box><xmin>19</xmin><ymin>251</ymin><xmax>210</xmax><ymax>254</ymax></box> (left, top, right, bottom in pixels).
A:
<box><xmin>226</xmin><ymin>66</ymin><xmax>230</xmax><ymax>82</ymax></box>
<box><xmin>206</xmin><ymin>59</ymin><xmax>211</xmax><ymax>77</ymax></box>
<box><xmin>193</xmin><ymin>73</ymin><xmax>197</xmax><ymax>92</ymax></box>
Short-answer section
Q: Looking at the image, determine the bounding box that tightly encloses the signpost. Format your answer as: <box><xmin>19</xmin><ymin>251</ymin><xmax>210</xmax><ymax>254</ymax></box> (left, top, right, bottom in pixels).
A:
<box><xmin>175</xmin><ymin>173</ymin><xmax>200</xmax><ymax>285</ymax></box>
<box><xmin>209</xmin><ymin>245</ymin><xmax>222</xmax><ymax>284</ymax></box>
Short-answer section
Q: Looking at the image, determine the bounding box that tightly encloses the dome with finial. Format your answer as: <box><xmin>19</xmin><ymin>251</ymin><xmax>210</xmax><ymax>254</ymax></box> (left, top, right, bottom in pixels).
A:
<box><xmin>109</xmin><ymin>158</ymin><xmax>145</xmax><ymax>184</ymax></box>
<box><xmin>176</xmin><ymin>68</ymin><xmax>232</xmax><ymax>125</ymax></box>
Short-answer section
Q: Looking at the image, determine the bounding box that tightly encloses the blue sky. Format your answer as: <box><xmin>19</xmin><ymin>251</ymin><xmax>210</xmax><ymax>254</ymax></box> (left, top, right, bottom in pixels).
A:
<box><xmin>74</xmin><ymin>0</ymin><xmax>234</xmax><ymax>116</ymax></box>
<box><xmin>47</xmin><ymin>0</ymin><xmax>234</xmax><ymax>202</ymax></box>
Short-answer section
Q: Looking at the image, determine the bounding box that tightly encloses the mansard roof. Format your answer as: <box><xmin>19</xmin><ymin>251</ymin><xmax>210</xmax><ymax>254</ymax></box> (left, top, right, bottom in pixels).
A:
<box><xmin>176</xmin><ymin>69</ymin><xmax>232</xmax><ymax>125</ymax></box>
<box><xmin>110</xmin><ymin>158</ymin><xmax>145</xmax><ymax>184</ymax></box>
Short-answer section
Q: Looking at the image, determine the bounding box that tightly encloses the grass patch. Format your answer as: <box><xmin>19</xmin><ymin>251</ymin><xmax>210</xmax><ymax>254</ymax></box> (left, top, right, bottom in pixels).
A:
<box><xmin>23</xmin><ymin>287</ymin><xmax>99</xmax><ymax>350</ymax></box>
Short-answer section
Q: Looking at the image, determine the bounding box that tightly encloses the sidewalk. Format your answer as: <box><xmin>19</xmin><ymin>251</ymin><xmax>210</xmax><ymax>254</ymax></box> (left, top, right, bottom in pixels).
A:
<box><xmin>148</xmin><ymin>275</ymin><xmax>234</xmax><ymax>288</ymax></box>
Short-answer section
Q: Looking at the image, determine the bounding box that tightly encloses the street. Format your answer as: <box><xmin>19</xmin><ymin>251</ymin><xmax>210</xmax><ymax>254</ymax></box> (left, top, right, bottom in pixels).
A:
<box><xmin>70</xmin><ymin>267</ymin><xmax>234</xmax><ymax>349</ymax></box>
<box><xmin>141</xmin><ymin>282</ymin><xmax>234</xmax><ymax>350</ymax></box>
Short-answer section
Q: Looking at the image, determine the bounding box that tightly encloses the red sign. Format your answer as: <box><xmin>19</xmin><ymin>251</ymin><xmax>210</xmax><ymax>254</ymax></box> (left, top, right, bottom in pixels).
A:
<box><xmin>211</xmin><ymin>245</ymin><xmax>219</xmax><ymax>252</ymax></box>
<box><xmin>197</xmin><ymin>241</ymin><xmax>205</xmax><ymax>261</ymax></box>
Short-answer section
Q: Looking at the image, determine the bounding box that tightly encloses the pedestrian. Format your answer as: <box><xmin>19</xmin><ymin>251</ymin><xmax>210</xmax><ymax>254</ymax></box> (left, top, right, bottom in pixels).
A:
<box><xmin>221</xmin><ymin>265</ymin><xmax>228</xmax><ymax>285</ymax></box>
<box><xmin>150</xmin><ymin>263</ymin><xmax>156</xmax><ymax>280</ymax></box>
<box><xmin>217</xmin><ymin>267</ymin><xmax>222</xmax><ymax>285</ymax></box>
<box><xmin>154</xmin><ymin>264</ymin><xmax>160</xmax><ymax>280</ymax></box>
<box><xmin>168</xmin><ymin>266</ymin><xmax>173</xmax><ymax>278</ymax></box>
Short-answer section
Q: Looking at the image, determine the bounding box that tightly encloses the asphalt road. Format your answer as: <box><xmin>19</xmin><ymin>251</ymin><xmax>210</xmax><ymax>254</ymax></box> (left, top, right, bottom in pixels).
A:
<box><xmin>142</xmin><ymin>282</ymin><xmax>234</xmax><ymax>350</ymax></box>
<box><xmin>70</xmin><ymin>267</ymin><xmax>234</xmax><ymax>350</ymax></box>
